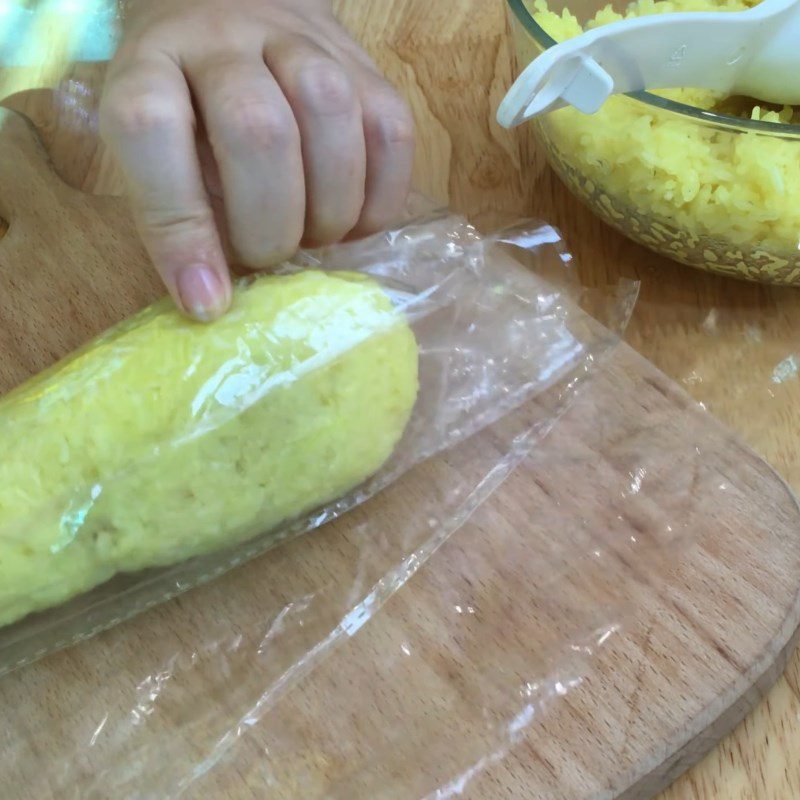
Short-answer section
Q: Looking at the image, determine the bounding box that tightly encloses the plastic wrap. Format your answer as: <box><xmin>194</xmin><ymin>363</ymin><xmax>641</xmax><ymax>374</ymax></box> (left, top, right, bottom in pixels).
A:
<box><xmin>0</xmin><ymin>208</ymin><xmax>658</xmax><ymax>797</ymax></box>
<box><xmin>0</xmin><ymin>209</ymin><xmax>628</xmax><ymax>665</ymax></box>
<box><xmin>4</xmin><ymin>202</ymin><xmax>794</xmax><ymax>799</ymax></box>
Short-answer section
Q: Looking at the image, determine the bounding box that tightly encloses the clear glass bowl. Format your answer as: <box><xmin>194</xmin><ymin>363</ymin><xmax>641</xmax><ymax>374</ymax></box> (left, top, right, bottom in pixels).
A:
<box><xmin>507</xmin><ymin>0</ymin><xmax>800</xmax><ymax>285</ymax></box>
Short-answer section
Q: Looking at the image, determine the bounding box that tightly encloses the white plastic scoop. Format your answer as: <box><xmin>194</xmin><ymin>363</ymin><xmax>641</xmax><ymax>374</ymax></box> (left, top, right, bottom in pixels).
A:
<box><xmin>497</xmin><ymin>0</ymin><xmax>800</xmax><ymax>127</ymax></box>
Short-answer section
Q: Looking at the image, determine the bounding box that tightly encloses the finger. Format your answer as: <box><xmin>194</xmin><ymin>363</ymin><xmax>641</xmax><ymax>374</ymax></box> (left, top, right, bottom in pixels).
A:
<box><xmin>187</xmin><ymin>54</ymin><xmax>305</xmax><ymax>268</ymax></box>
<box><xmin>100</xmin><ymin>56</ymin><xmax>231</xmax><ymax>321</ymax></box>
<box><xmin>265</xmin><ymin>38</ymin><xmax>366</xmax><ymax>246</ymax></box>
<box><xmin>351</xmin><ymin>77</ymin><xmax>415</xmax><ymax>237</ymax></box>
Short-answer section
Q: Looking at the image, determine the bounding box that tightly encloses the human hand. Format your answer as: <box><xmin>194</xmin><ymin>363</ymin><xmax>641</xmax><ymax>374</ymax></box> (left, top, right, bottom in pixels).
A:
<box><xmin>101</xmin><ymin>0</ymin><xmax>414</xmax><ymax>320</ymax></box>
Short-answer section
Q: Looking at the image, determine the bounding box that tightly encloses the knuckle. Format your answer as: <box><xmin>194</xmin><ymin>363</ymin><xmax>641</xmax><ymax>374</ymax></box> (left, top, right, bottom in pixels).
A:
<box><xmin>363</xmin><ymin>92</ymin><xmax>415</xmax><ymax>148</ymax></box>
<box><xmin>138</xmin><ymin>205</ymin><xmax>215</xmax><ymax>239</ymax></box>
<box><xmin>100</xmin><ymin>88</ymin><xmax>186</xmax><ymax>139</ymax></box>
<box><xmin>294</xmin><ymin>61</ymin><xmax>357</xmax><ymax>117</ymax></box>
<box><xmin>216</xmin><ymin>96</ymin><xmax>296</xmax><ymax>151</ymax></box>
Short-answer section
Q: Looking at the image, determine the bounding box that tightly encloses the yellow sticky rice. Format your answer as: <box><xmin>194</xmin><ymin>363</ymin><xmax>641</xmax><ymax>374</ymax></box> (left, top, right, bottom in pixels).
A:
<box><xmin>0</xmin><ymin>271</ymin><xmax>419</xmax><ymax>627</ymax></box>
<box><xmin>530</xmin><ymin>0</ymin><xmax>800</xmax><ymax>255</ymax></box>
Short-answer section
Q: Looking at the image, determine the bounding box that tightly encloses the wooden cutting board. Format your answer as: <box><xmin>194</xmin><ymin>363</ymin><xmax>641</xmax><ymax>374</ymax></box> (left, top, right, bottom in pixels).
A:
<box><xmin>1</xmin><ymin>104</ymin><xmax>800</xmax><ymax>800</ymax></box>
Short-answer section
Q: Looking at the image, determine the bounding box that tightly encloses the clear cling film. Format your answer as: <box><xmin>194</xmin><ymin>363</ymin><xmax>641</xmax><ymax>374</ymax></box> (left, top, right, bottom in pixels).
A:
<box><xmin>0</xmin><ymin>211</ymin><xmax>627</xmax><ymax>673</ymax></box>
<box><xmin>3</xmin><ymin>209</ymin><xmax>795</xmax><ymax>799</ymax></box>
<box><xmin>0</xmin><ymin>208</ymin><xmax>642</xmax><ymax>794</ymax></box>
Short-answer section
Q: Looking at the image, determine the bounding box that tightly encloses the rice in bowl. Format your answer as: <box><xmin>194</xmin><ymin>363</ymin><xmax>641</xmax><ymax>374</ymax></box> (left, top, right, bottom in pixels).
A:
<box><xmin>522</xmin><ymin>0</ymin><xmax>800</xmax><ymax>283</ymax></box>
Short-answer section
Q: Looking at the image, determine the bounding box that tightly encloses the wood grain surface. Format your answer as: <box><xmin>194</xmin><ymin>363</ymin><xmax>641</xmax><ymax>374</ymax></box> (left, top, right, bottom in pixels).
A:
<box><xmin>2</xmin><ymin>0</ymin><xmax>800</xmax><ymax>796</ymax></box>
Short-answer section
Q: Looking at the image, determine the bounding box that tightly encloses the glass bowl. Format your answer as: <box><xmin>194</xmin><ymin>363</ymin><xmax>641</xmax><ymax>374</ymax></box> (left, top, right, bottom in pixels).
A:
<box><xmin>506</xmin><ymin>0</ymin><xmax>800</xmax><ymax>285</ymax></box>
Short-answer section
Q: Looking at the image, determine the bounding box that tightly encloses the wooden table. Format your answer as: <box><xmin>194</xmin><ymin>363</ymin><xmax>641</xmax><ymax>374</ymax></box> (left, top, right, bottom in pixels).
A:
<box><xmin>6</xmin><ymin>0</ymin><xmax>800</xmax><ymax>796</ymax></box>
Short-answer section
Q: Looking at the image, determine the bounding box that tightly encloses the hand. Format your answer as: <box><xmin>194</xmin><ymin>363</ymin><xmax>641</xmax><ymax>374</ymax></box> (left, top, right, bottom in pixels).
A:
<box><xmin>100</xmin><ymin>0</ymin><xmax>415</xmax><ymax>320</ymax></box>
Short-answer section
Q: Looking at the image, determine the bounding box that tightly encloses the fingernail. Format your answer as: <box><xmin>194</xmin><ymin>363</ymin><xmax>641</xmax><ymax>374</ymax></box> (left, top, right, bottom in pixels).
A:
<box><xmin>176</xmin><ymin>266</ymin><xmax>227</xmax><ymax>322</ymax></box>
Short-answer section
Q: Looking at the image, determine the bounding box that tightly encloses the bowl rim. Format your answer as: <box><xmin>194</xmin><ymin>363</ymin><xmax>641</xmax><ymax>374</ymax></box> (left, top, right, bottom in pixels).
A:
<box><xmin>506</xmin><ymin>0</ymin><xmax>800</xmax><ymax>136</ymax></box>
